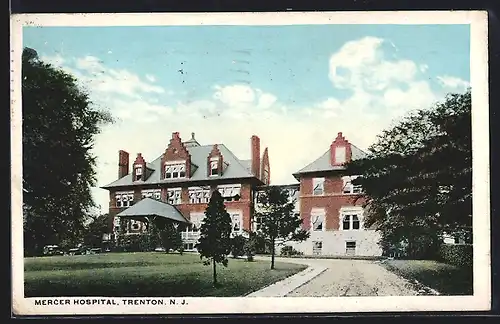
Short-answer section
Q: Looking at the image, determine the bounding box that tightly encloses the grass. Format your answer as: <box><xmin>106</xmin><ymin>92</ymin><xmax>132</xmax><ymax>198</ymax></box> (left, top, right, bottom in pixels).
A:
<box><xmin>24</xmin><ymin>252</ymin><xmax>307</xmax><ymax>297</ymax></box>
<box><xmin>380</xmin><ymin>259</ymin><xmax>473</xmax><ymax>295</ymax></box>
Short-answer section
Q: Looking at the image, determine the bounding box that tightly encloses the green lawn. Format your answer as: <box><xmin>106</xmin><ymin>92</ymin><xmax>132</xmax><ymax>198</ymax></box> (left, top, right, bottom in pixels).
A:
<box><xmin>380</xmin><ymin>259</ymin><xmax>473</xmax><ymax>295</ymax></box>
<box><xmin>24</xmin><ymin>252</ymin><xmax>307</xmax><ymax>297</ymax></box>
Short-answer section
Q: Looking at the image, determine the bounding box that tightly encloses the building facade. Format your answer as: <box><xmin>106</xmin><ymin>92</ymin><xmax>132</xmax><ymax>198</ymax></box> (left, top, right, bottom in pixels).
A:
<box><xmin>287</xmin><ymin>132</ymin><xmax>382</xmax><ymax>257</ymax></box>
<box><xmin>101</xmin><ymin>132</ymin><xmax>270</xmax><ymax>251</ymax></box>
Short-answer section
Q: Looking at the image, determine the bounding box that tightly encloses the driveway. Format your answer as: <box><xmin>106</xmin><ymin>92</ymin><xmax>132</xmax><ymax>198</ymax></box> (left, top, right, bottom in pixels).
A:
<box><xmin>254</xmin><ymin>257</ymin><xmax>424</xmax><ymax>297</ymax></box>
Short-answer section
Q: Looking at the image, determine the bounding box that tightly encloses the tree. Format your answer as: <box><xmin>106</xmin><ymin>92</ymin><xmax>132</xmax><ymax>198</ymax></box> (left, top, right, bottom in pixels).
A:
<box><xmin>195</xmin><ymin>190</ymin><xmax>232</xmax><ymax>286</ymax></box>
<box><xmin>83</xmin><ymin>213</ymin><xmax>109</xmax><ymax>248</ymax></box>
<box><xmin>255</xmin><ymin>186</ymin><xmax>309</xmax><ymax>269</ymax></box>
<box><xmin>153</xmin><ymin>218</ymin><xmax>183</xmax><ymax>254</ymax></box>
<box><xmin>230</xmin><ymin>234</ymin><xmax>247</xmax><ymax>258</ymax></box>
<box><xmin>22</xmin><ymin>47</ymin><xmax>114</xmax><ymax>256</ymax></box>
<box><xmin>345</xmin><ymin>89</ymin><xmax>472</xmax><ymax>258</ymax></box>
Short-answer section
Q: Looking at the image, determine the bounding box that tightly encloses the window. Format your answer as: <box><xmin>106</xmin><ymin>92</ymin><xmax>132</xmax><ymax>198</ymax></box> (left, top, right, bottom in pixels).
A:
<box><xmin>342</xmin><ymin>176</ymin><xmax>363</xmax><ymax>194</ymax></box>
<box><xmin>184</xmin><ymin>243</ymin><xmax>195</xmax><ymax>251</ymax></box>
<box><xmin>313</xmin><ymin>241</ymin><xmax>322</xmax><ymax>256</ymax></box>
<box><xmin>254</xmin><ymin>216</ymin><xmax>263</xmax><ymax>232</ymax></box>
<box><xmin>345</xmin><ymin>241</ymin><xmax>356</xmax><ymax>256</ymax></box>
<box><xmin>164</xmin><ymin>161</ymin><xmax>186</xmax><ymax>179</ymax></box>
<box><xmin>210</xmin><ymin>159</ymin><xmax>219</xmax><ymax>176</ymax></box>
<box><xmin>167</xmin><ymin>188</ymin><xmax>182</xmax><ymax>205</ymax></box>
<box><xmin>311</xmin><ymin>213</ymin><xmax>324</xmax><ymax>231</ymax></box>
<box><xmin>312</xmin><ymin>178</ymin><xmax>324</xmax><ymax>195</ymax></box>
<box><xmin>115</xmin><ymin>191</ymin><xmax>134</xmax><ymax>208</ymax></box>
<box><xmin>335</xmin><ymin>146</ymin><xmax>346</xmax><ymax>164</ymax></box>
<box><xmin>231</xmin><ymin>213</ymin><xmax>242</xmax><ymax>233</ymax></box>
<box><xmin>188</xmin><ymin>187</ymin><xmax>211</xmax><ymax>204</ymax></box>
<box><xmin>141</xmin><ymin>189</ymin><xmax>161</xmax><ymax>200</ymax></box>
<box><xmin>134</xmin><ymin>165</ymin><xmax>143</xmax><ymax>181</ymax></box>
<box><xmin>218</xmin><ymin>184</ymin><xmax>242</xmax><ymax>202</ymax></box>
<box><xmin>342</xmin><ymin>214</ymin><xmax>361</xmax><ymax>230</ymax></box>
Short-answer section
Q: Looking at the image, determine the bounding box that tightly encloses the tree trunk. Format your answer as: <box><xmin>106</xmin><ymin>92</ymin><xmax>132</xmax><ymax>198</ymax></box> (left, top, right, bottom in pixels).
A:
<box><xmin>271</xmin><ymin>237</ymin><xmax>275</xmax><ymax>270</ymax></box>
<box><xmin>213</xmin><ymin>258</ymin><xmax>217</xmax><ymax>286</ymax></box>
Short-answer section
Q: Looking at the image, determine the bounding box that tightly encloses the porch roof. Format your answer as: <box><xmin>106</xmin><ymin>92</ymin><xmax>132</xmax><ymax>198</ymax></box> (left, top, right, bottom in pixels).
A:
<box><xmin>116</xmin><ymin>198</ymin><xmax>190</xmax><ymax>224</ymax></box>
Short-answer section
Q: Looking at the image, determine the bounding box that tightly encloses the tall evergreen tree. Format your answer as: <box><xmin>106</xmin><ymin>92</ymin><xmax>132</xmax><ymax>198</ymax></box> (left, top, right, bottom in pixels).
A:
<box><xmin>195</xmin><ymin>190</ymin><xmax>232</xmax><ymax>286</ymax></box>
<box><xmin>255</xmin><ymin>187</ymin><xmax>309</xmax><ymax>269</ymax></box>
<box><xmin>22</xmin><ymin>47</ymin><xmax>113</xmax><ymax>256</ymax></box>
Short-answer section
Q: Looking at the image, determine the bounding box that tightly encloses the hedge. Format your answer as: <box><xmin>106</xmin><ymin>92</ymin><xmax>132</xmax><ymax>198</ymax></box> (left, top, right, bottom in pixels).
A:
<box><xmin>438</xmin><ymin>243</ymin><xmax>473</xmax><ymax>267</ymax></box>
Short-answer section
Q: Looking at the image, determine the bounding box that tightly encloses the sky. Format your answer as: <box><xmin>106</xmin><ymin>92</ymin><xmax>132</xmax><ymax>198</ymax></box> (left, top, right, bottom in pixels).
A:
<box><xmin>23</xmin><ymin>24</ymin><xmax>471</xmax><ymax>214</ymax></box>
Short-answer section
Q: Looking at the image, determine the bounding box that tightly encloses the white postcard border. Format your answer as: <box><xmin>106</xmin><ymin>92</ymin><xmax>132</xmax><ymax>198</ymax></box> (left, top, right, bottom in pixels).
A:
<box><xmin>10</xmin><ymin>11</ymin><xmax>491</xmax><ymax>315</ymax></box>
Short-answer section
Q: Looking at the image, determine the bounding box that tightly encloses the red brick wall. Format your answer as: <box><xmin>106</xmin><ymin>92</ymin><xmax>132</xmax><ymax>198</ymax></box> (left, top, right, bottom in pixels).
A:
<box><xmin>300</xmin><ymin>175</ymin><xmax>365</xmax><ymax>231</ymax></box>
<box><xmin>251</xmin><ymin>135</ymin><xmax>261</xmax><ymax>178</ymax></box>
<box><xmin>107</xmin><ymin>183</ymin><xmax>254</xmax><ymax>233</ymax></box>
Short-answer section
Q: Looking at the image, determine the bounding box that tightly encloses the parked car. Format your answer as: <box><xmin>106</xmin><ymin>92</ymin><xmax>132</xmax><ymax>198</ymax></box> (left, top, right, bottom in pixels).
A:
<box><xmin>43</xmin><ymin>245</ymin><xmax>64</xmax><ymax>256</ymax></box>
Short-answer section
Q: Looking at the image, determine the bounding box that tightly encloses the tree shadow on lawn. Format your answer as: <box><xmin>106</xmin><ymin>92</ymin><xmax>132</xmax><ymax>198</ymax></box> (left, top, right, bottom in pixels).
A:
<box><xmin>381</xmin><ymin>259</ymin><xmax>473</xmax><ymax>295</ymax></box>
<box><xmin>24</xmin><ymin>261</ymin><xmax>306</xmax><ymax>297</ymax></box>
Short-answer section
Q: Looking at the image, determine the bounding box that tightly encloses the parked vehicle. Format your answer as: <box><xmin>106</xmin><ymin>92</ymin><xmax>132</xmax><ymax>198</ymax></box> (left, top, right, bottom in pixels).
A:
<box><xmin>43</xmin><ymin>245</ymin><xmax>64</xmax><ymax>256</ymax></box>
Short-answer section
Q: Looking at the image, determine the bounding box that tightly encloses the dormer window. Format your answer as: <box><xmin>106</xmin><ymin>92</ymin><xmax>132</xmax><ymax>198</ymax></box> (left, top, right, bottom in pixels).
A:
<box><xmin>164</xmin><ymin>161</ymin><xmax>186</xmax><ymax>179</ymax></box>
<box><xmin>263</xmin><ymin>165</ymin><xmax>270</xmax><ymax>184</ymax></box>
<box><xmin>134</xmin><ymin>165</ymin><xmax>143</xmax><ymax>181</ymax></box>
<box><xmin>335</xmin><ymin>146</ymin><xmax>346</xmax><ymax>164</ymax></box>
<box><xmin>210</xmin><ymin>159</ymin><xmax>219</xmax><ymax>176</ymax></box>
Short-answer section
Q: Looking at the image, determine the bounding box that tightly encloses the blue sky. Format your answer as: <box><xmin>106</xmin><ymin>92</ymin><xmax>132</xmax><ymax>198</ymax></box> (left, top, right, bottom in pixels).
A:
<box><xmin>23</xmin><ymin>24</ymin><xmax>471</xmax><ymax>212</ymax></box>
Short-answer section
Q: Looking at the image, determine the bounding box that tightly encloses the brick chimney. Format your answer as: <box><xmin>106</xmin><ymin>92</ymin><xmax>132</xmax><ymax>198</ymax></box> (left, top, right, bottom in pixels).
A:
<box><xmin>118</xmin><ymin>150</ymin><xmax>129</xmax><ymax>179</ymax></box>
<box><xmin>251</xmin><ymin>135</ymin><xmax>261</xmax><ymax>178</ymax></box>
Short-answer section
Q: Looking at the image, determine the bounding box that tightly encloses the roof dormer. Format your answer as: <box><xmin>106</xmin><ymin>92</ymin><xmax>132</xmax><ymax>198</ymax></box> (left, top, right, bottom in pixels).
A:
<box><xmin>207</xmin><ymin>144</ymin><xmax>224</xmax><ymax>177</ymax></box>
<box><xmin>133</xmin><ymin>153</ymin><xmax>146</xmax><ymax>182</ymax></box>
<box><xmin>330</xmin><ymin>132</ymin><xmax>352</xmax><ymax>166</ymax></box>
<box><xmin>161</xmin><ymin>132</ymin><xmax>192</xmax><ymax>180</ymax></box>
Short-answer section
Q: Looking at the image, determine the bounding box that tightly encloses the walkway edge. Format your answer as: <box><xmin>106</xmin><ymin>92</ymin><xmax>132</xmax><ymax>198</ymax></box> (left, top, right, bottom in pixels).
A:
<box><xmin>245</xmin><ymin>266</ymin><xmax>327</xmax><ymax>297</ymax></box>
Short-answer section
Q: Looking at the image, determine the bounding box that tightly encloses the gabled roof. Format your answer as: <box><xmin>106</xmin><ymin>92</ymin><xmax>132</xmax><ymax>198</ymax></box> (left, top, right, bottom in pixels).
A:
<box><xmin>293</xmin><ymin>144</ymin><xmax>367</xmax><ymax>178</ymax></box>
<box><xmin>116</xmin><ymin>198</ymin><xmax>190</xmax><ymax>223</ymax></box>
<box><xmin>102</xmin><ymin>144</ymin><xmax>258</xmax><ymax>189</ymax></box>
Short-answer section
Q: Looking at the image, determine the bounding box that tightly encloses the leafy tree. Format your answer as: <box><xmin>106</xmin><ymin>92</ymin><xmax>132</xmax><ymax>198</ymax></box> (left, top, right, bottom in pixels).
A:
<box><xmin>243</xmin><ymin>232</ymin><xmax>257</xmax><ymax>261</ymax></box>
<box><xmin>255</xmin><ymin>186</ymin><xmax>309</xmax><ymax>269</ymax></box>
<box><xmin>230</xmin><ymin>234</ymin><xmax>247</xmax><ymax>258</ymax></box>
<box><xmin>153</xmin><ymin>218</ymin><xmax>183</xmax><ymax>254</ymax></box>
<box><xmin>345</xmin><ymin>90</ymin><xmax>472</xmax><ymax>258</ymax></box>
<box><xmin>83</xmin><ymin>213</ymin><xmax>109</xmax><ymax>248</ymax></box>
<box><xmin>195</xmin><ymin>190</ymin><xmax>232</xmax><ymax>286</ymax></box>
<box><xmin>22</xmin><ymin>47</ymin><xmax>113</xmax><ymax>256</ymax></box>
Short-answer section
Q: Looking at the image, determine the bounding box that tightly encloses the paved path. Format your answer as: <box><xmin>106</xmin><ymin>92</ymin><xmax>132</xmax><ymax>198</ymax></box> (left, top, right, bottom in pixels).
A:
<box><xmin>249</xmin><ymin>257</ymin><xmax>429</xmax><ymax>297</ymax></box>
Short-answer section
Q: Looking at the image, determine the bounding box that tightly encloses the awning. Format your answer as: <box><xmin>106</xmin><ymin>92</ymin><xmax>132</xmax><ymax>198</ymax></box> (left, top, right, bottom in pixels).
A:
<box><xmin>116</xmin><ymin>198</ymin><xmax>190</xmax><ymax>224</ymax></box>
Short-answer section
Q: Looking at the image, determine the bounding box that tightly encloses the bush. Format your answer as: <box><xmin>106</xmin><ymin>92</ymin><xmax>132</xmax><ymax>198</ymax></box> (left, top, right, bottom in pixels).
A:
<box><xmin>116</xmin><ymin>233</ymin><xmax>156</xmax><ymax>252</ymax></box>
<box><xmin>280</xmin><ymin>245</ymin><xmax>303</xmax><ymax>257</ymax></box>
<box><xmin>231</xmin><ymin>235</ymin><xmax>247</xmax><ymax>258</ymax></box>
<box><xmin>438</xmin><ymin>243</ymin><xmax>473</xmax><ymax>267</ymax></box>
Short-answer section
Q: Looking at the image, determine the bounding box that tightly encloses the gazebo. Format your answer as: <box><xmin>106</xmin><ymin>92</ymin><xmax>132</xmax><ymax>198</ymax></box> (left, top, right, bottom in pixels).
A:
<box><xmin>116</xmin><ymin>197</ymin><xmax>191</xmax><ymax>232</ymax></box>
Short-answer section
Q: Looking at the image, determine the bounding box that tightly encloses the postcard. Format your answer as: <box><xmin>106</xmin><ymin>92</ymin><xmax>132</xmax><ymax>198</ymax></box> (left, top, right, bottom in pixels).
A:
<box><xmin>11</xmin><ymin>11</ymin><xmax>490</xmax><ymax>315</ymax></box>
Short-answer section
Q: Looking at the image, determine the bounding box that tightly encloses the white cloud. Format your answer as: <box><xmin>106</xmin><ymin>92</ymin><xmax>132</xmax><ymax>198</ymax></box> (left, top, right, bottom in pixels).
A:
<box><xmin>41</xmin><ymin>54</ymin><xmax>165</xmax><ymax>99</ymax></box>
<box><xmin>420</xmin><ymin>64</ymin><xmax>429</xmax><ymax>73</ymax></box>
<box><xmin>436</xmin><ymin>75</ymin><xmax>470</xmax><ymax>91</ymax></box>
<box><xmin>146</xmin><ymin>74</ymin><xmax>156</xmax><ymax>82</ymax></box>
<box><xmin>40</xmin><ymin>53</ymin><xmax>66</xmax><ymax>66</ymax></box>
<box><xmin>42</xmin><ymin>36</ymin><xmax>454</xmax><ymax>213</ymax></box>
<box><xmin>329</xmin><ymin>36</ymin><xmax>418</xmax><ymax>92</ymax></box>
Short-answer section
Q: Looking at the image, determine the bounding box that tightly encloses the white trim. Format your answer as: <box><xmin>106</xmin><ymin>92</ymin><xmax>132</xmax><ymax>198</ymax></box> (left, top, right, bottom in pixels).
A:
<box><xmin>164</xmin><ymin>160</ymin><xmax>186</xmax><ymax>165</ymax></box>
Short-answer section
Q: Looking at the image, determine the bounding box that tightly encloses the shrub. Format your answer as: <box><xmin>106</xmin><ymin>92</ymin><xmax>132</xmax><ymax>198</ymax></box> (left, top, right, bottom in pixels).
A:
<box><xmin>438</xmin><ymin>243</ymin><xmax>473</xmax><ymax>267</ymax></box>
<box><xmin>231</xmin><ymin>235</ymin><xmax>247</xmax><ymax>258</ymax></box>
<box><xmin>280</xmin><ymin>245</ymin><xmax>303</xmax><ymax>257</ymax></box>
